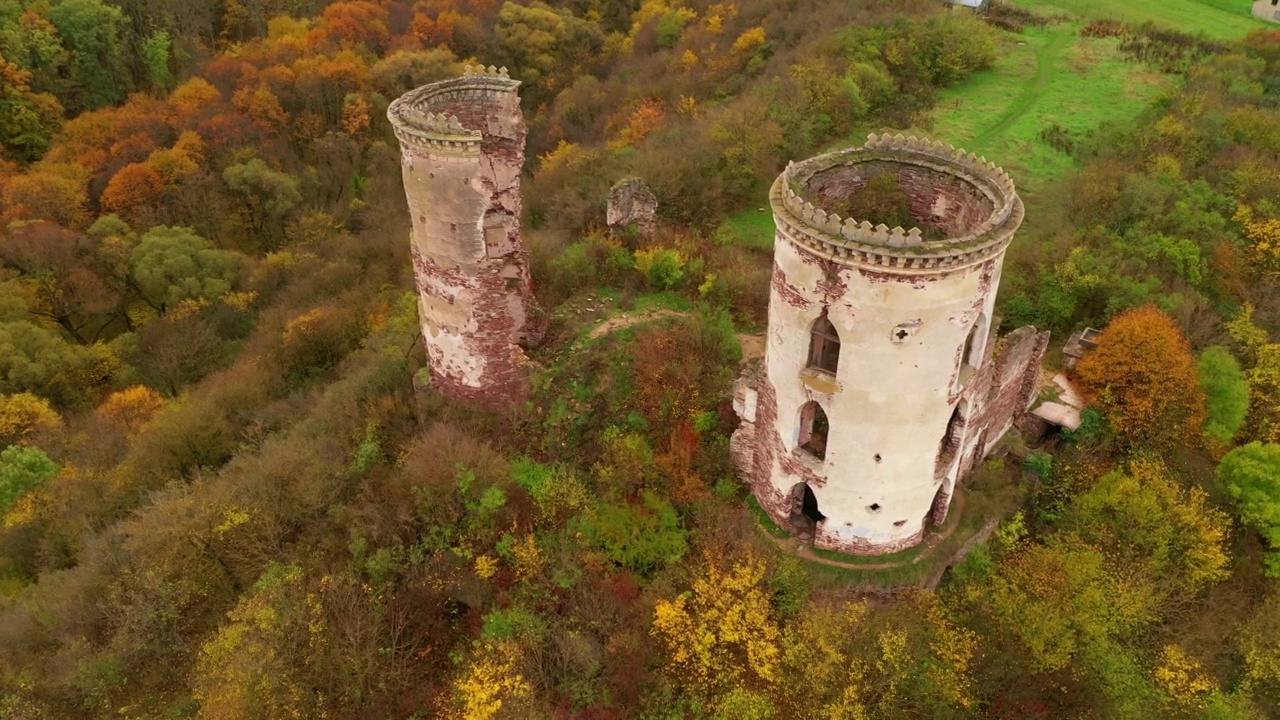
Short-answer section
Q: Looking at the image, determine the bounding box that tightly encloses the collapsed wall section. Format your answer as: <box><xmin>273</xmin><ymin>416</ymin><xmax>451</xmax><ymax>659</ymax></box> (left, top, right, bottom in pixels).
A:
<box><xmin>388</xmin><ymin>66</ymin><xmax>544</xmax><ymax>406</ymax></box>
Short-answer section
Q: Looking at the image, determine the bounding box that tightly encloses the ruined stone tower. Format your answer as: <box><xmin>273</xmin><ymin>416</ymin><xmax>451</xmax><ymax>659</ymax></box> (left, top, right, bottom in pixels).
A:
<box><xmin>731</xmin><ymin>134</ymin><xmax>1047</xmax><ymax>554</ymax></box>
<box><xmin>387</xmin><ymin>65</ymin><xmax>542</xmax><ymax>405</ymax></box>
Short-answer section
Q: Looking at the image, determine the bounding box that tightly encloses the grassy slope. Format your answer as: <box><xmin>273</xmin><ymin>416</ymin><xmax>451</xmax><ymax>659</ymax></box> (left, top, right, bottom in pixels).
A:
<box><xmin>908</xmin><ymin>23</ymin><xmax>1170</xmax><ymax>206</ymax></box>
<box><xmin>1009</xmin><ymin>0</ymin><xmax>1271</xmax><ymax>40</ymax></box>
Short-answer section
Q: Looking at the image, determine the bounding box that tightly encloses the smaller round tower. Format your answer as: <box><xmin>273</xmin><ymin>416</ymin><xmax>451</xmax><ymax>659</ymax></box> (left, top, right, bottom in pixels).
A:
<box><xmin>732</xmin><ymin>134</ymin><xmax>1043</xmax><ymax>554</ymax></box>
<box><xmin>387</xmin><ymin>66</ymin><xmax>543</xmax><ymax>406</ymax></box>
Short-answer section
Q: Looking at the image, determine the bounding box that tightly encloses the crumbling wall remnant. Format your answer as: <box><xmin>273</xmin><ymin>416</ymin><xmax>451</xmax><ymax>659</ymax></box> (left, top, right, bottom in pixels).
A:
<box><xmin>607</xmin><ymin>177</ymin><xmax>658</xmax><ymax>237</ymax></box>
<box><xmin>388</xmin><ymin>65</ymin><xmax>545</xmax><ymax>406</ymax></box>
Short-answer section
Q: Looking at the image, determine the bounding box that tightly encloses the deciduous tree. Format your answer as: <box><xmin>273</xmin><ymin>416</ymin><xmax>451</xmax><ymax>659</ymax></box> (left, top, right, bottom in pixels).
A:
<box><xmin>651</xmin><ymin>553</ymin><xmax>781</xmax><ymax>691</ymax></box>
<box><xmin>192</xmin><ymin>563</ymin><xmax>327</xmax><ymax>719</ymax></box>
<box><xmin>100</xmin><ymin>162</ymin><xmax>165</xmax><ymax>224</ymax></box>
<box><xmin>45</xmin><ymin>0</ymin><xmax>131</xmax><ymax>111</ymax></box>
<box><xmin>0</xmin><ymin>53</ymin><xmax>62</xmax><ymax>163</ymax></box>
<box><xmin>222</xmin><ymin>158</ymin><xmax>301</xmax><ymax>248</ymax></box>
<box><xmin>1198</xmin><ymin>346</ymin><xmax>1249</xmax><ymax>446</ymax></box>
<box><xmin>130</xmin><ymin>225</ymin><xmax>239</xmax><ymax>312</ymax></box>
<box><xmin>1217</xmin><ymin>442</ymin><xmax>1280</xmax><ymax>577</ymax></box>
<box><xmin>1076</xmin><ymin>305</ymin><xmax>1206</xmax><ymax>447</ymax></box>
<box><xmin>0</xmin><ymin>444</ymin><xmax>57</xmax><ymax>515</ymax></box>
<box><xmin>0</xmin><ymin>392</ymin><xmax>63</xmax><ymax>446</ymax></box>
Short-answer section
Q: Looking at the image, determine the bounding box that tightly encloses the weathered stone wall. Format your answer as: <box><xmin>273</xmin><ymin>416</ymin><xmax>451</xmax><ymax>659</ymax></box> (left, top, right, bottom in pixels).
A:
<box><xmin>805</xmin><ymin>161</ymin><xmax>995</xmax><ymax>238</ymax></box>
<box><xmin>730</xmin><ymin>135</ymin><xmax>1045</xmax><ymax>555</ymax></box>
<box><xmin>606</xmin><ymin>177</ymin><xmax>657</xmax><ymax>237</ymax></box>
<box><xmin>388</xmin><ymin>66</ymin><xmax>544</xmax><ymax>406</ymax></box>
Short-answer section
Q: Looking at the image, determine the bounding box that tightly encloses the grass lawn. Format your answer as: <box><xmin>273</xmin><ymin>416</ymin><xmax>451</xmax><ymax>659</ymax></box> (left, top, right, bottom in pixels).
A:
<box><xmin>716</xmin><ymin>204</ymin><xmax>776</xmax><ymax>253</ymax></box>
<box><xmin>1009</xmin><ymin>0</ymin><xmax>1271</xmax><ymax>40</ymax></box>
<box><xmin>907</xmin><ymin>22</ymin><xmax>1170</xmax><ymax>208</ymax></box>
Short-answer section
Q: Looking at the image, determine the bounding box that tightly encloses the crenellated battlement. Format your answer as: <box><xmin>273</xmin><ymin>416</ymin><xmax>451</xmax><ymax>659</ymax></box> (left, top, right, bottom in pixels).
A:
<box><xmin>386</xmin><ymin>65</ymin><xmax>520</xmax><ymax>156</ymax></box>
<box><xmin>770</xmin><ymin>134</ymin><xmax>1024</xmax><ymax>273</ymax></box>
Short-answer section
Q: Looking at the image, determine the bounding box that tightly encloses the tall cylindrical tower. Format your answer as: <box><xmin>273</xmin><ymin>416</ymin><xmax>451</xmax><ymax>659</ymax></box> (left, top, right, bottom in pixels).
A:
<box><xmin>733</xmin><ymin>134</ymin><xmax>1027</xmax><ymax>554</ymax></box>
<box><xmin>387</xmin><ymin>65</ymin><xmax>543</xmax><ymax>406</ymax></box>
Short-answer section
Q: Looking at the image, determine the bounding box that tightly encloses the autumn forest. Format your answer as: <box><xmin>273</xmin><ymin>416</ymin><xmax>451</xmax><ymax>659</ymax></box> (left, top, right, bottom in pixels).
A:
<box><xmin>1</xmin><ymin>0</ymin><xmax>1280</xmax><ymax>717</ymax></box>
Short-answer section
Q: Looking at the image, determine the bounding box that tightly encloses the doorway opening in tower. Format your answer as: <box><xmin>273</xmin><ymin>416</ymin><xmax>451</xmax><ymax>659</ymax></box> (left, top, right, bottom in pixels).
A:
<box><xmin>798</xmin><ymin>401</ymin><xmax>829</xmax><ymax>460</ymax></box>
<box><xmin>807</xmin><ymin>310</ymin><xmax>841</xmax><ymax>375</ymax></box>
<box><xmin>936</xmin><ymin>401</ymin><xmax>966</xmax><ymax>478</ymax></box>
<box><xmin>788</xmin><ymin>482</ymin><xmax>826</xmax><ymax>540</ymax></box>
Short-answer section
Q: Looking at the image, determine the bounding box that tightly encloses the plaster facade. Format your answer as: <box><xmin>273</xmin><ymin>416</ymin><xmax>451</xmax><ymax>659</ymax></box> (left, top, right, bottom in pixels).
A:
<box><xmin>1253</xmin><ymin>0</ymin><xmax>1279</xmax><ymax>23</ymax></box>
<box><xmin>731</xmin><ymin>134</ymin><xmax>1047</xmax><ymax>554</ymax></box>
<box><xmin>387</xmin><ymin>66</ymin><xmax>544</xmax><ymax>406</ymax></box>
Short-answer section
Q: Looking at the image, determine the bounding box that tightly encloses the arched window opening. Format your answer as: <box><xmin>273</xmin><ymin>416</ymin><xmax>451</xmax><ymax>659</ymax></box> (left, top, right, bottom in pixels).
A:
<box><xmin>799</xmin><ymin>401</ymin><xmax>829</xmax><ymax>460</ymax></box>
<box><xmin>808</xmin><ymin>310</ymin><xmax>841</xmax><ymax>375</ymax></box>
<box><xmin>935</xmin><ymin>403</ymin><xmax>965</xmax><ymax>478</ymax></box>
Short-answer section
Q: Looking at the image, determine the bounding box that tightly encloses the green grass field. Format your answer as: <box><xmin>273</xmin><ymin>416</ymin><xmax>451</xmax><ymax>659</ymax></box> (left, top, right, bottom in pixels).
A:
<box><xmin>1009</xmin><ymin>0</ymin><xmax>1271</xmax><ymax>40</ymax></box>
<box><xmin>906</xmin><ymin>23</ymin><xmax>1171</xmax><ymax>205</ymax></box>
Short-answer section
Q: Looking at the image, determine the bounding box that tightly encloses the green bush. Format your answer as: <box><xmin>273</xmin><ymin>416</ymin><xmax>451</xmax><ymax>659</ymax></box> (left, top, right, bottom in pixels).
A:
<box><xmin>482</xmin><ymin>606</ymin><xmax>548</xmax><ymax>642</ymax></box>
<box><xmin>634</xmin><ymin>247</ymin><xmax>686</xmax><ymax>290</ymax></box>
<box><xmin>1198</xmin><ymin>346</ymin><xmax>1249</xmax><ymax>445</ymax></box>
<box><xmin>574</xmin><ymin>490</ymin><xmax>687</xmax><ymax>575</ymax></box>
<box><xmin>0</xmin><ymin>445</ymin><xmax>58</xmax><ymax>514</ymax></box>
<box><xmin>1218</xmin><ymin>442</ymin><xmax>1280</xmax><ymax>577</ymax></box>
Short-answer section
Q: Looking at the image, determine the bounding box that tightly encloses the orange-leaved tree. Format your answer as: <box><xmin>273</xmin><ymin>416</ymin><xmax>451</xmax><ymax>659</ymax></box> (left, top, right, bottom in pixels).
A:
<box><xmin>100</xmin><ymin>162</ymin><xmax>165</xmax><ymax>224</ymax></box>
<box><xmin>1076</xmin><ymin>305</ymin><xmax>1205</xmax><ymax>447</ymax></box>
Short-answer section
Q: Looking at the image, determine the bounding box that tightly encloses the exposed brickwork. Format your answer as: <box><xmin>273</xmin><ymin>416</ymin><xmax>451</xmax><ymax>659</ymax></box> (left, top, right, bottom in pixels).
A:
<box><xmin>818</xmin><ymin>525</ymin><xmax>926</xmax><ymax>555</ymax></box>
<box><xmin>388</xmin><ymin>66</ymin><xmax>545</xmax><ymax>407</ymax></box>
<box><xmin>770</xmin><ymin>262</ymin><xmax>813</xmax><ymax>310</ymax></box>
<box><xmin>805</xmin><ymin>161</ymin><xmax>996</xmax><ymax>237</ymax></box>
<box><xmin>409</xmin><ymin>247</ymin><xmax>533</xmax><ymax>404</ymax></box>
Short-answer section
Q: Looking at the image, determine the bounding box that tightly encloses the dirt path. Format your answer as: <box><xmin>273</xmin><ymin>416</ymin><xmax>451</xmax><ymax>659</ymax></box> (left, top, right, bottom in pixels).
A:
<box><xmin>737</xmin><ymin>333</ymin><xmax>765</xmax><ymax>365</ymax></box>
<box><xmin>585</xmin><ymin>309</ymin><xmax>687</xmax><ymax>340</ymax></box>
<box><xmin>971</xmin><ymin>27</ymin><xmax>1073</xmax><ymax>147</ymax></box>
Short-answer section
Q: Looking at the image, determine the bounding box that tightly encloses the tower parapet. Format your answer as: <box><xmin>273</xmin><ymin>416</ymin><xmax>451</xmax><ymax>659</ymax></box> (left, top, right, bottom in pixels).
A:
<box><xmin>770</xmin><ymin>133</ymin><xmax>1024</xmax><ymax>272</ymax></box>
<box><xmin>732</xmin><ymin>135</ymin><xmax>1045</xmax><ymax>555</ymax></box>
<box><xmin>388</xmin><ymin>66</ymin><xmax>544</xmax><ymax>406</ymax></box>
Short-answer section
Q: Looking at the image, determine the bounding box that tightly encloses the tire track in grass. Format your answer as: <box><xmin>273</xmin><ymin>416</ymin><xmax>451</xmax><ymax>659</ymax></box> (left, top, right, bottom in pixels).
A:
<box><xmin>971</xmin><ymin>27</ymin><xmax>1074</xmax><ymax>148</ymax></box>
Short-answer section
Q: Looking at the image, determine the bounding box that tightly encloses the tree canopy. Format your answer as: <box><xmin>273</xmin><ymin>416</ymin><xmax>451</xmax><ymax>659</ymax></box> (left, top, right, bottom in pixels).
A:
<box><xmin>1076</xmin><ymin>305</ymin><xmax>1206</xmax><ymax>447</ymax></box>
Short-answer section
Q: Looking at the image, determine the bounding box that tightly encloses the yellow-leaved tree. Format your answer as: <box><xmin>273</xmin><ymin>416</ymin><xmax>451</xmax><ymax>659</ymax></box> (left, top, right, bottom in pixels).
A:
<box><xmin>192</xmin><ymin>563</ymin><xmax>327</xmax><ymax>720</ymax></box>
<box><xmin>651</xmin><ymin>553</ymin><xmax>781</xmax><ymax>693</ymax></box>
<box><xmin>0</xmin><ymin>392</ymin><xmax>63</xmax><ymax>446</ymax></box>
<box><xmin>449</xmin><ymin>639</ymin><xmax>532</xmax><ymax>720</ymax></box>
<box><xmin>95</xmin><ymin>385</ymin><xmax>166</xmax><ymax>431</ymax></box>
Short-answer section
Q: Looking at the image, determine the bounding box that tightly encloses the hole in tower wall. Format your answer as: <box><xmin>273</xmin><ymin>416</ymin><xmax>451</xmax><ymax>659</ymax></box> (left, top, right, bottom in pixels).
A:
<box><xmin>892</xmin><ymin>320</ymin><xmax>922</xmax><ymax>344</ymax></box>
<box><xmin>868</xmin><ymin>503</ymin><xmax>882</xmax><ymax>513</ymax></box>
<box><xmin>936</xmin><ymin>404</ymin><xmax>965</xmax><ymax>478</ymax></box>
<box><xmin>961</xmin><ymin>313</ymin><xmax>987</xmax><ymax>374</ymax></box>
<box><xmin>789</xmin><ymin>483</ymin><xmax>826</xmax><ymax>527</ymax></box>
